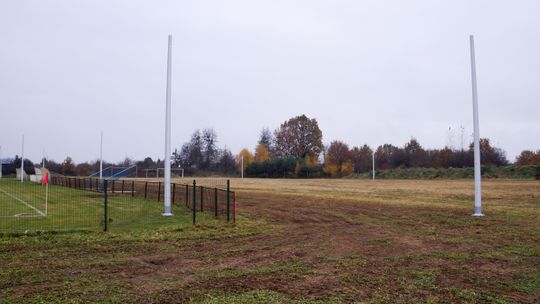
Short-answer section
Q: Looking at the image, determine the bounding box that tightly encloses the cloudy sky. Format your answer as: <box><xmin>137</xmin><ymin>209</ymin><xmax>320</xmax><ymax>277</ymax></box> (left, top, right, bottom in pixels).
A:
<box><xmin>1</xmin><ymin>0</ymin><xmax>539</xmax><ymax>164</ymax></box>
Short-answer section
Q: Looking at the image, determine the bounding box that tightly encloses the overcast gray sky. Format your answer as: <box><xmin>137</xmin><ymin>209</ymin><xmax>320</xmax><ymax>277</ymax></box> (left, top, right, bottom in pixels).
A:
<box><xmin>1</xmin><ymin>0</ymin><xmax>539</xmax><ymax>164</ymax></box>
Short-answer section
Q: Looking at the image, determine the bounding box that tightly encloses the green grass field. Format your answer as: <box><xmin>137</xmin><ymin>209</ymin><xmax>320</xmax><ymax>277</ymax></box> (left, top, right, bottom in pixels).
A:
<box><xmin>0</xmin><ymin>178</ymin><xmax>218</xmax><ymax>234</ymax></box>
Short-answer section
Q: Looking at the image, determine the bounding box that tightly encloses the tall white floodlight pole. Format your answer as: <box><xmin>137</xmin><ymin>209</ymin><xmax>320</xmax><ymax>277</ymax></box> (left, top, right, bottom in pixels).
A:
<box><xmin>470</xmin><ymin>35</ymin><xmax>484</xmax><ymax>217</ymax></box>
<box><xmin>0</xmin><ymin>145</ymin><xmax>3</xmax><ymax>179</ymax></box>
<box><xmin>162</xmin><ymin>35</ymin><xmax>173</xmax><ymax>216</ymax></box>
<box><xmin>20</xmin><ymin>135</ymin><xmax>24</xmax><ymax>182</ymax></box>
<box><xmin>99</xmin><ymin>131</ymin><xmax>103</xmax><ymax>180</ymax></box>
<box><xmin>372</xmin><ymin>150</ymin><xmax>375</xmax><ymax>180</ymax></box>
<box><xmin>241</xmin><ymin>155</ymin><xmax>244</xmax><ymax>179</ymax></box>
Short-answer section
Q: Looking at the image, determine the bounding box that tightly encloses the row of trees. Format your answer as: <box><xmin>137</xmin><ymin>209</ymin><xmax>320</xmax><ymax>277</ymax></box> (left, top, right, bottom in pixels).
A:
<box><xmin>172</xmin><ymin>128</ymin><xmax>237</xmax><ymax>175</ymax></box>
<box><xmin>2</xmin><ymin>114</ymin><xmax>537</xmax><ymax>178</ymax></box>
<box><xmin>0</xmin><ymin>156</ymin><xmax>36</xmax><ymax>175</ymax></box>
<box><xmin>2</xmin><ymin>155</ymin><xmax>165</xmax><ymax>177</ymax></box>
<box><xmin>515</xmin><ymin>150</ymin><xmax>540</xmax><ymax>166</ymax></box>
<box><xmin>322</xmin><ymin>138</ymin><xmax>509</xmax><ymax>177</ymax></box>
<box><xmin>240</xmin><ymin>115</ymin><xmax>323</xmax><ymax>174</ymax></box>
<box><xmin>240</xmin><ymin>114</ymin><xmax>527</xmax><ymax>178</ymax></box>
<box><xmin>2</xmin><ymin>128</ymin><xmax>237</xmax><ymax>177</ymax></box>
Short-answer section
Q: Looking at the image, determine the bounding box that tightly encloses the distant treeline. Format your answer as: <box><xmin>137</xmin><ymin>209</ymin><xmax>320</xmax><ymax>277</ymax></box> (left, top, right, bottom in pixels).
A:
<box><xmin>348</xmin><ymin>166</ymin><xmax>540</xmax><ymax>180</ymax></box>
<box><xmin>0</xmin><ymin>157</ymin><xmax>35</xmax><ymax>176</ymax></box>
<box><xmin>0</xmin><ymin>156</ymin><xmax>161</xmax><ymax>177</ymax></box>
<box><xmin>239</xmin><ymin>114</ymin><xmax>540</xmax><ymax>178</ymax></box>
<box><xmin>3</xmin><ymin>114</ymin><xmax>539</xmax><ymax>179</ymax></box>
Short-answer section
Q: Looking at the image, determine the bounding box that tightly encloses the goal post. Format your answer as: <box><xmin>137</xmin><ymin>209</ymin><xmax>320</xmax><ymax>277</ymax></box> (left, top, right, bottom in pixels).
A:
<box><xmin>146</xmin><ymin>168</ymin><xmax>184</xmax><ymax>178</ymax></box>
<box><xmin>158</xmin><ymin>168</ymin><xmax>184</xmax><ymax>178</ymax></box>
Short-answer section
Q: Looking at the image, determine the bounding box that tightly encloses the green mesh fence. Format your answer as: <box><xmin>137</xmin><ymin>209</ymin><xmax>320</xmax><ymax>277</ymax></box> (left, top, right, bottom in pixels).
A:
<box><xmin>0</xmin><ymin>176</ymin><xmax>234</xmax><ymax>234</ymax></box>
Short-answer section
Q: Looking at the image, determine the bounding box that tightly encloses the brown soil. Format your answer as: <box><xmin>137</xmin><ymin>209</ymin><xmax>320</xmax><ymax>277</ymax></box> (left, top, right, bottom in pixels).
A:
<box><xmin>123</xmin><ymin>179</ymin><xmax>540</xmax><ymax>303</ymax></box>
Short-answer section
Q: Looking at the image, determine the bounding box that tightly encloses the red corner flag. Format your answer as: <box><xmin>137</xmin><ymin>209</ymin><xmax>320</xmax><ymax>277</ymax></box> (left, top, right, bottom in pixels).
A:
<box><xmin>41</xmin><ymin>171</ymin><xmax>49</xmax><ymax>185</ymax></box>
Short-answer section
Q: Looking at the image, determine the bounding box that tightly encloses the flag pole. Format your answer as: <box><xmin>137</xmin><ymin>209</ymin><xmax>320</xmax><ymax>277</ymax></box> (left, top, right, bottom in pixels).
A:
<box><xmin>45</xmin><ymin>182</ymin><xmax>49</xmax><ymax>216</ymax></box>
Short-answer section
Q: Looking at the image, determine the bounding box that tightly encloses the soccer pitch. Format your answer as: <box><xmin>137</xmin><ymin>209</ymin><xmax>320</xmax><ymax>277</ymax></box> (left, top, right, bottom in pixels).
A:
<box><xmin>0</xmin><ymin>178</ymin><xmax>201</xmax><ymax>233</ymax></box>
<box><xmin>0</xmin><ymin>179</ymin><xmax>48</xmax><ymax>218</ymax></box>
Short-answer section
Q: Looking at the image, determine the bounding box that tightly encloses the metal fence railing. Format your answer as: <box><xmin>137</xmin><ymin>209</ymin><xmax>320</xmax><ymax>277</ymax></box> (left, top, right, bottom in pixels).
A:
<box><xmin>0</xmin><ymin>175</ymin><xmax>235</xmax><ymax>234</ymax></box>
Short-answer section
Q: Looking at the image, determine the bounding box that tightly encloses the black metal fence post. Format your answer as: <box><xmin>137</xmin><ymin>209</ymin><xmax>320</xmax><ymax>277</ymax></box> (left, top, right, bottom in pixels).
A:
<box><xmin>104</xmin><ymin>180</ymin><xmax>109</xmax><ymax>232</ymax></box>
<box><xmin>214</xmin><ymin>187</ymin><xmax>218</xmax><ymax>217</ymax></box>
<box><xmin>200</xmin><ymin>186</ymin><xmax>204</xmax><ymax>212</ymax></box>
<box><xmin>192</xmin><ymin>180</ymin><xmax>197</xmax><ymax>225</ymax></box>
<box><xmin>226</xmin><ymin>179</ymin><xmax>230</xmax><ymax>222</ymax></box>
<box><xmin>185</xmin><ymin>184</ymin><xmax>188</xmax><ymax>207</ymax></box>
<box><xmin>158</xmin><ymin>182</ymin><xmax>162</xmax><ymax>201</ymax></box>
<box><xmin>172</xmin><ymin>183</ymin><xmax>176</xmax><ymax>204</ymax></box>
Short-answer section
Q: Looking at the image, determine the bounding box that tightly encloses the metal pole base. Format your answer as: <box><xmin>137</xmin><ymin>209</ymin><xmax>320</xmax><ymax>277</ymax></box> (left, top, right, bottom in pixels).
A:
<box><xmin>472</xmin><ymin>207</ymin><xmax>484</xmax><ymax>217</ymax></box>
<box><xmin>161</xmin><ymin>212</ymin><xmax>174</xmax><ymax>216</ymax></box>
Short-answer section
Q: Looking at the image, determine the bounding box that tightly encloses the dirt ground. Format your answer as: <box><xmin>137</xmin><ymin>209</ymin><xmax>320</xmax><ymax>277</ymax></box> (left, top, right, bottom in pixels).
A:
<box><xmin>134</xmin><ymin>178</ymin><xmax>540</xmax><ymax>303</ymax></box>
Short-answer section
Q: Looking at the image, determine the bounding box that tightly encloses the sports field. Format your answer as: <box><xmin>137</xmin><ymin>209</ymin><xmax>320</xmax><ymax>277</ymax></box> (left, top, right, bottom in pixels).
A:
<box><xmin>1</xmin><ymin>178</ymin><xmax>539</xmax><ymax>303</ymax></box>
<box><xmin>0</xmin><ymin>178</ymin><xmax>211</xmax><ymax>233</ymax></box>
<box><xmin>0</xmin><ymin>179</ymin><xmax>47</xmax><ymax>218</ymax></box>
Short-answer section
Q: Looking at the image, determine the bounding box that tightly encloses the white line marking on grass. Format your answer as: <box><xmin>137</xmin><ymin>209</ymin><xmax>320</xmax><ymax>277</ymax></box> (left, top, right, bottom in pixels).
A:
<box><xmin>0</xmin><ymin>187</ymin><xmax>46</xmax><ymax>216</ymax></box>
<box><xmin>14</xmin><ymin>213</ymin><xmax>44</xmax><ymax>218</ymax></box>
<box><xmin>0</xmin><ymin>214</ymin><xmax>45</xmax><ymax>218</ymax></box>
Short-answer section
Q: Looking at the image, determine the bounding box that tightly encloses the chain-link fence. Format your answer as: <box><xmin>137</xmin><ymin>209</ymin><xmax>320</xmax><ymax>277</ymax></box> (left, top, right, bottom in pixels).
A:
<box><xmin>0</xmin><ymin>176</ymin><xmax>235</xmax><ymax>234</ymax></box>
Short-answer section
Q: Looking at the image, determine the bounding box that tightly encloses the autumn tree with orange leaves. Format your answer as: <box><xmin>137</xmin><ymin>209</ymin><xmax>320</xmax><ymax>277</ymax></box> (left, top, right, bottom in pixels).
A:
<box><xmin>236</xmin><ymin>148</ymin><xmax>254</xmax><ymax>173</ymax></box>
<box><xmin>515</xmin><ymin>150</ymin><xmax>540</xmax><ymax>165</ymax></box>
<box><xmin>323</xmin><ymin>141</ymin><xmax>354</xmax><ymax>177</ymax></box>
<box><xmin>254</xmin><ymin>144</ymin><xmax>270</xmax><ymax>162</ymax></box>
